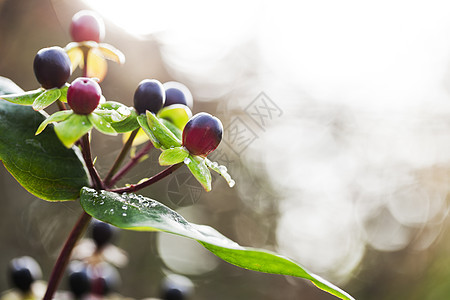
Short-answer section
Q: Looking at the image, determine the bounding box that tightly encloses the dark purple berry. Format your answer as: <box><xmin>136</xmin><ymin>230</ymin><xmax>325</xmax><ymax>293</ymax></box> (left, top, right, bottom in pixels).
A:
<box><xmin>33</xmin><ymin>47</ymin><xmax>71</xmax><ymax>89</ymax></box>
<box><xmin>182</xmin><ymin>113</ymin><xmax>223</xmax><ymax>157</ymax></box>
<box><xmin>133</xmin><ymin>79</ymin><xmax>165</xmax><ymax>114</ymax></box>
<box><xmin>91</xmin><ymin>220</ymin><xmax>117</xmax><ymax>249</ymax></box>
<box><xmin>160</xmin><ymin>274</ymin><xmax>194</xmax><ymax>300</ymax></box>
<box><xmin>70</xmin><ymin>10</ymin><xmax>105</xmax><ymax>43</ymax></box>
<box><xmin>68</xmin><ymin>261</ymin><xmax>92</xmax><ymax>298</ymax></box>
<box><xmin>9</xmin><ymin>256</ymin><xmax>42</xmax><ymax>293</ymax></box>
<box><xmin>67</xmin><ymin>77</ymin><xmax>102</xmax><ymax>114</ymax></box>
<box><xmin>163</xmin><ymin>82</ymin><xmax>193</xmax><ymax>109</ymax></box>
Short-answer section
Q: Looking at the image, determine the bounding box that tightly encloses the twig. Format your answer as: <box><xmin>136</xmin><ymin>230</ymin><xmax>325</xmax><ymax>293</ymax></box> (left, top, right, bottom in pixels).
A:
<box><xmin>106</xmin><ymin>141</ymin><xmax>153</xmax><ymax>188</ymax></box>
<box><xmin>43</xmin><ymin>212</ymin><xmax>92</xmax><ymax>300</ymax></box>
<box><xmin>103</xmin><ymin>128</ymin><xmax>139</xmax><ymax>186</ymax></box>
<box><xmin>110</xmin><ymin>163</ymin><xmax>183</xmax><ymax>194</ymax></box>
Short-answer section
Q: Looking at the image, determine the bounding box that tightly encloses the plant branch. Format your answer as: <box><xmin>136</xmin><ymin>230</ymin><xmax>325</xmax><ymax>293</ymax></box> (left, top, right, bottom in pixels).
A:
<box><xmin>110</xmin><ymin>163</ymin><xmax>183</xmax><ymax>194</ymax></box>
<box><xmin>56</xmin><ymin>100</ymin><xmax>67</xmax><ymax>111</ymax></box>
<box><xmin>80</xmin><ymin>134</ymin><xmax>104</xmax><ymax>190</ymax></box>
<box><xmin>106</xmin><ymin>141</ymin><xmax>153</xmax><ymax>188</ymax></box>
<box><xmin>103</xmin><ymin>128</ymin><xmax>139</xmax><ymax>186</ymax></box>
<box><xmin>43</xmin><ymin>211</ymin><xmax>92</xmax><ymax>300</ymax></box>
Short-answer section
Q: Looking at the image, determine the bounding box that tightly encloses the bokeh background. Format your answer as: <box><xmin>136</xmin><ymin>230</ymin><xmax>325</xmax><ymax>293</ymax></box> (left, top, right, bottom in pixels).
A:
<box><xmin>2</xmin><ymin>0</ymin><xmax>450</xmax><ymax>299</ymax></box>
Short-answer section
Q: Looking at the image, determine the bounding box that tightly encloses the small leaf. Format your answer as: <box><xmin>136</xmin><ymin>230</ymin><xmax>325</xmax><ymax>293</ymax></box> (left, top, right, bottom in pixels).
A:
<box><xmin>157</xmin><ymin>104</ymin><xmax>192</xmax><ymax>130</ymax></box>
<box><xmin>87</xmin><ymin>48</ymin><xmax>107</xmax><ymax>82</ymax></box>
<box><xmin>80</xmin><ymin>188</ymin><xmax>355</xmax><ymax>300</ymax></box>
<box><xmin>159</xmin><ymin>147</ymin><xmax>189</xmax><ymax>166</ymax></box>
<box><xmin>88</xmin><ymin>113</ymin><xmax>117</xmax><ymax>135</ymax></box>
<box><xmin>95</xmin><ymin>101</ymin><xmax>139</xmax><ymax>133</ymax></box>
<box><xmin>137</xmin><ymin>115</ymin><xmax>162</xmax><ymax>149</ymax></box>
<box><xmin>54</xmin><ymin>114</ymin><xmax>93</xmax><ymax>148</ymax></box>
<box><xmin>146</xmin><ymin>111</ymin><xmax>182</xmax><ymax>149</ymax></box>
<box><xmin>36</xmin><ymin>110</ymin><xmax>73</xmax><ymax>135</ymax></box>
<box><xmin>98</xmin><ymin>43</ymin><xmax>126</xmax><ymax>64</ymax></box>
<box><xmin>205</xmin><ymin>158</ymin><xmax>235</xmax><ymax>188</ymax></box>
<box><xmin>160</xmin><ymin>118</ymin><xmax>182</xmax><ymax>140</ymax></box>
<box><xmin>32</xmin><ymin>89</ymin><xmax>61</xmax><ymax>111</ymax></box>
<box><xmin>184</xmin><ymin>155</ymin><xmax>212</xmax><ymax>191</ymax></box>
<box><xmin>58</xmin><ymin>84</ymin><xmax>70</xmax><ymax>103</ymax></box>
<box><xmin>66</xmin><ymin>44</ymin><xmax>84</xmax><ymax>71</ymax></box>
<box><xmin>1</xmin><ymin>89</ymin><xmax>44</xmax><ymax>105</ymax></box>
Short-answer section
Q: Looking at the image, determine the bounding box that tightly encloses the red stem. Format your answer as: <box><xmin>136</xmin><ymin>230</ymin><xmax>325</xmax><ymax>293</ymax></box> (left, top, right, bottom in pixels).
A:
<box><xmin>43</xmin><ymin>211</ymin><xmax>92</xmax><ymax>300</ymax></box>
<box><xmin>106</xmin><ymin>141</ymin><xmax>153</xmax><ymax>188</ymax></box>
<box><xmin>110</xmin><ymin>163</ymin><xmax>182</xmax><ymax>194</ymax></box>
<box><xmin>103</xmin><ymin>128</ymin><xmax>139</xmax><ymax>187</ymax></box>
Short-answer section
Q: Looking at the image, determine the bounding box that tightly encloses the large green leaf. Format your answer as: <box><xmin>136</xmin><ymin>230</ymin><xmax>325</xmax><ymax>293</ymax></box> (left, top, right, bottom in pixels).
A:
<box><xmin>80</xmin><ymin>188</ymin><xmax>355</xmax><ymax>300</ymax></box>
<box><xmin>0</xmin><ymin>77</ymin><xmax>90</xmax><ymax>201</ymax></box>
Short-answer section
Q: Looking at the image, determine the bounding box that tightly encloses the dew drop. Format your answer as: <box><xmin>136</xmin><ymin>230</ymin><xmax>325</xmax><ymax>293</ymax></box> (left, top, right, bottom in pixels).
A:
<box><xmin>122</xmin><ymin>213</ymin><xmax>127</xmax><ymax>217</ymax></box>
<box><xmin>122</xmin><ymin>205</ymin><xmax>128</xmax><ymax>210</ymax></box>
<box><xmin>229</xmin><ymin>179</ymin><xmax>236</xmax><ymax>188</ymax></box>
<box><xmin>184</xmin><ymin>157</ymin><xmax>191</xmax><ymax>164</ymax></box>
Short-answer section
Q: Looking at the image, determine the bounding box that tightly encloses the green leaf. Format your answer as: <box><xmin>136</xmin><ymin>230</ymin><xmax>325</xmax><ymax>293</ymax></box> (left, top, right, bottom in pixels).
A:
<box><xmin>184</xmin><ymin>155</ymin><xmax>212</xmax><ymax>191</ymax></box>
<box><xmin>205</xmin><ymin>158</ymin><xmax>235</xmax><ymax>188</ymax></box>
<box><xmin>54</xmin><ymin>114</ymin><xmax>93</xmax><ymax>148</ymax></box>
<box><xmin>32</xmin><ymin>89</ymin><xmax>61</xmax><ymax>111</ymax></box>
<box><xmin>146</xmin><ymin>111</ymin><xmax>182</xmax><ymax>149</ymax></box>
<box><xmin>0</xmin><ymin>89</ymin><xmax>44</xmax><ymax>105</ymax></box>
<box><xmin>36</xmin><ymin>110</ymin><xmax>73</xmax><ymax>135</ymax></box>
<box><xmin>157</xmin><ymin>104</ymin><xmax>192</xmax><ymax>130</ymax></box>
<box><xmin>137</xmin><ymin>115</ymin><xmax>162</xmax><ymax>149</ymax></box>
<box><xmin>160</xmin><ymin>118</ymin><xmax>182</xmax><ymax>140</ymax></box>
<box><xmin>0</xmin><ymin>77</ymin><xmax>89</xmax><ymax>201</ymax></box>
<box><xmin>80</xmin><ymin>188</ymin><xmax>355</xmax><ymax>300</ymax></box>
<box><xmin>88</xmin><ymin>113</ymin><xmax>117</xmax><ymax>135</ymax></box>
<box><xmin>58</xmin><ymin>84</ymin><xmax>70</xmax><ymax>103</ymax></box>
<box><xmin>95</xmin><ymin>101</ymin><xmax>139</xmax><ymax>133</ymax></box>
<box><xmin>159</xmin><ymin>147</ymin><xmax>189</xmax><ymax>166</ymax></box>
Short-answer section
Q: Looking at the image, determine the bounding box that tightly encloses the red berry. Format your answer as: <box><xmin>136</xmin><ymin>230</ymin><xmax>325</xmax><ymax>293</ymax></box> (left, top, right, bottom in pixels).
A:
<box><xmin>67</xmin><ymin>77</ymin><xmax>102</xmax><ymax>115</ymax></box>
<box><xmin>133</xmin><ymin>79</ymin><xmax>165</xmax><ymax>114</ymax></box>
<box><xmin>182</xmin><ymin>113</ymin><xmax>223</xmax><ymax>156</ymax></box>
<box><xmin>70</xmin><ymin>10</ymin><xmax>105</xmax><ymax>43</ymax></box>
<box><xmin>163</xmin><ymin>81</ymin><xmax>193</xmax><ymax>109</ymax></box>
<box><xmin>33</xmin><ymin>47</ymin><xmax>71</xmax><ymax>89</ymax></box>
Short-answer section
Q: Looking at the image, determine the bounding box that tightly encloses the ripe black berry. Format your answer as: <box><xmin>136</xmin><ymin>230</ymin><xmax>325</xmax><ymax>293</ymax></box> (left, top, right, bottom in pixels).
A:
<box><xmin>8</xmin><ymin>256</ymin><xmax>42</xmax><ymax>293</ymax></box>
<box><xmin>133</xmin><ymin>79</ymin><xmax>165</xmax><ymax>114</ymax></box>
<box><xmin>160</xmin><ymin>274</ymin><xmax>194</xmax><ymax>300</ymax></box>
<box><xmin>33</xmin><ymin>47</ymin><xmax>71</xmax><ymax>89</ymax></box>
<box><xmin>67</xmin><ymin>77</ymin><xmax>102</xmax><ymax>115</ymax></box>
<box><xmin>68</xmin><ymin>261</ymin><xmax>92</xmax><ymax>298</ymax></box>
<box><xmin>163</xmin><ymin>82</ymin><xmax>193</xmax><ymax>109</ymax></box>
<box><xmin>182</xmin><ymin>113</ymin><xmax>223</xmax><ymax>156</ymax></box>
<box><xmin>70</xmin><ymin>10</ymin><xmax>105</xmax><ymax>43</ymax></box>
<box><xmin>91</xmin><ymin>220</ymin><xmax>117</xmax><ymax>249</ymax></box>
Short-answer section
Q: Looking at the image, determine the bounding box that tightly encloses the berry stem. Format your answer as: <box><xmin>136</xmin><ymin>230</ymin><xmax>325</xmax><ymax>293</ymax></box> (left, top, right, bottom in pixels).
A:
<box><xmin>80</xmin><ymin>134</ymin><xmax>105</xmax><ymax>190</ymax></box>
<box><xmin>103</xmin><ymin>128</ymin><xmax>139</xmax><ymax>186</ymax></box>
<box><xmin>106</xmin><ymin>141</ymin><xmax>153</xmax><ymax>188</ymax></box>
<box><xmin>43</xmin><ymin>211</ymin><xmax>92</xmax><ymax>300</ymax></box>
<box><xmin>81</xmin><ymin>46</ymin><xmax>89</xmax><ymax>77</ymax></box>
<box><xmin>110</xmin><ymin>162</ymin><xmax>183</xmax><ymax>193</ymax></box>
<box><xmin>56</xmin><ymin>100</ymin><xmax>67</xmax><ymax>111</ymax></box>
<box><xmin>44</xmin><ymin>132</ymin><xmax>104</xmax><ymax>299</ymax></box>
